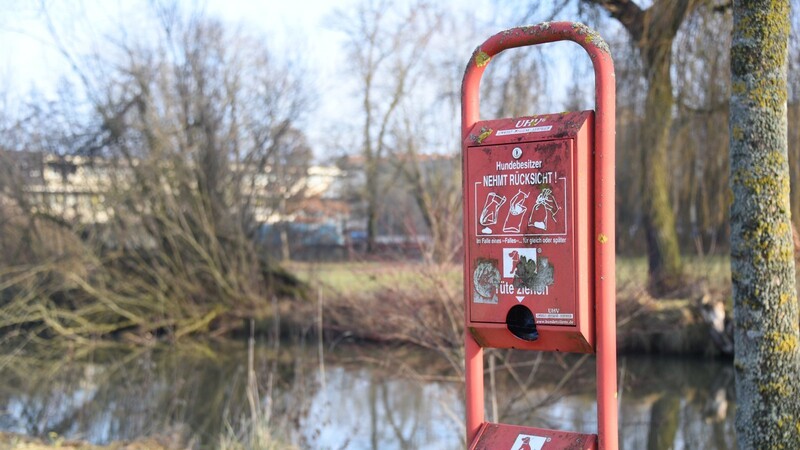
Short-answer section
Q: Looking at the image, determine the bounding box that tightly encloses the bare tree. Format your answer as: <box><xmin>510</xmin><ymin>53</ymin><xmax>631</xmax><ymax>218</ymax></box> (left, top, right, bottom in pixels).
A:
<box><xmin>395</xmin><ymin>124</ymin><xmax>462</xmax><ymax>263</ymax></box>
<box><xmin>0</xmin><ymin>6</ymin><xmax>313</xmax><ymax>340</ymax></box>
<box><xmin>332</xmin><ymin>0</ymin><xmax>442</xmax><ymax>254</ymax></box>
<box><xmin>672</xmin><ymin>3</ymin><xmax>733</xmax><ymax>256</ymax></box>
<box><xmin>586</xmin><ymin>0</ymin><xmax>701</xmax><ymax>294</ymax></box>
<box><xmin>264</xmin><ymin>128</ymin><xmax>313</xmax><ymax>261</ymax></box>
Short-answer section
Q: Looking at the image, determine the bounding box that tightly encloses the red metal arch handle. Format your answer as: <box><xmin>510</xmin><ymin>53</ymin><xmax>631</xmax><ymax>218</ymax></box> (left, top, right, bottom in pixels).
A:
<box><xmin>461</xmin><ymin>22</ymin><xmax>614</xmax><ymax>141</ymax></box>
<box><xmin>460</xmin><ymin>22</ymin><xmax>618</xmax><ymax>450</ymax></box>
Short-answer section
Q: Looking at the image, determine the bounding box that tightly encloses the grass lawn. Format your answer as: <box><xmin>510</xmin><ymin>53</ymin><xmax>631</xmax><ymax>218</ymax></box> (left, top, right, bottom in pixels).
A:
<box><xmin>286</xmin><ymin>260</ymin><xmax>462</xmax><ymax>297</ymax></box>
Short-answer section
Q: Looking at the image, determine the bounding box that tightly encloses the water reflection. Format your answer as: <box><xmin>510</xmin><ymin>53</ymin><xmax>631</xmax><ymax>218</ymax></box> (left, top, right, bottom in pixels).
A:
<box><xmin>304</xmin><ymin>367</ymin><xmax>462</xmax><ymax>449</ymax></box>
<box><xmin>485</xmin><ymin>354</ymin><xmax>736</xmax><ymax>449</ymax></box>
<box><xmin>618</xmin><ymin>356</ymin><xmax>737</xmax><ymax>450</ymax></box>
<box><xmin>0</xmin><ymin>343</ymin><xmax>315</xmax><ymax>446</ymax></box>
<box><xmin>0</xmin><ymin>342</ymin><xmax>736</xmax><ymax>449</ymax></box>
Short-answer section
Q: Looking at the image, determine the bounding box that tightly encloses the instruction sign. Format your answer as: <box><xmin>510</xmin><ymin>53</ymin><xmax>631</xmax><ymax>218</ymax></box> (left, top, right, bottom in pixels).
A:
<box><xmin>468</xmin><ymin>139</ymin><xmax>575</xmax><ymax>325</ymax></box>
<box><xmin>464</xmin><ymin>111</ymin><xmax>595</xmax><ymax>351</ymax></box>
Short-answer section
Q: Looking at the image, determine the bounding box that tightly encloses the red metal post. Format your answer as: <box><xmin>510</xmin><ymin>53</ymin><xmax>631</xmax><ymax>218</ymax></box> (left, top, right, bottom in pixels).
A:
<box><xmin>461</xmin><ymin>22</ymin><xmax>617</xmax><ymax>450</ymax></box>
<box><xmin>465</xmin><ymin>331</ymin><xmax>484</xmax><ymax>441</ymax></box>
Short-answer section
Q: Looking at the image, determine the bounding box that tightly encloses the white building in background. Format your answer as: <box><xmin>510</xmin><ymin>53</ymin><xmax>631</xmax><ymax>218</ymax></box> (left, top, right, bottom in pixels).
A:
<box><xmin>0</xmin><ymin>151</ymin><xmax>116</xmax><ymax>224</ymax></box>
<box><xmin>33</xmin><ymin>154</ymin><xmax>117</xmax><ymax>224</ymax></box>
<box><xmin>0</xmin><ymin>150</ymin><xmax>346</xmax><ymax>227</ymax></box>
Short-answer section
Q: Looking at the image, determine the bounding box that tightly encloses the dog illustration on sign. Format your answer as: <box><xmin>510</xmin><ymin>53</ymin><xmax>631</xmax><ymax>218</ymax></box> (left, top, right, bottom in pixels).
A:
<box><xmin>503</xmin><ymin>248</ymin><xmax>555</xmax><ymax>293</ymax></box>
<box><xmin>510</xmin><ymin>434</ymin><xmax>548</xmax><ymax>450</ymax></box>
<box><xmin>508</xmin><ymin>250</ymin><xmax>537</xmax><ymax>278</ymax></box>
<box><xmin>503</xmin><ymin>248</ymin><xmax>537</xmax><ymax>278</ymax></box>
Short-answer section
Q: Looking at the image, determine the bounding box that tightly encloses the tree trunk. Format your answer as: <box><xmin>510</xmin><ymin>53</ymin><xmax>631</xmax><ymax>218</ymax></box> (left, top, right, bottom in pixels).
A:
<box><xmin>365</xmin><ymin>166</ymin><xmax>379</xmax><ymax>254</ymax></box>
<box><xmin>730</xmin><ymin>0</ymin><xmax>800</xmax><ymax>448</ymax></box>
<box><xmin>279</xmin><ymin>225</ymin><xmax>291</xmax><ymax>261</ymax></box>
<box><xmin>279</xmin><ymin>197</ymin><xmax>291</xmax><ymax>261</ymax></box>
<box><xmin>642</xmin><ymin>39</ymin><xmax>684</xmax><ymax>293</ymax></box>
<box><xmin>586</xmin><ymin>0</ymin><xmax>695</xmax><ymax>295</ymax></box>
<box><xmin>366</xmin><ymin>200</ymin><xmax>378</xmax><ymax>254</ymax></box>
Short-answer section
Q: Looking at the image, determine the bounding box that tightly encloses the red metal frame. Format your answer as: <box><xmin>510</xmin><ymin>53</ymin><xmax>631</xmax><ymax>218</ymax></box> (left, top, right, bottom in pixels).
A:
<box><xmin>461</xmin><ymin>22</ymin><xmax>617</xmax><ymax>450</ymax></box>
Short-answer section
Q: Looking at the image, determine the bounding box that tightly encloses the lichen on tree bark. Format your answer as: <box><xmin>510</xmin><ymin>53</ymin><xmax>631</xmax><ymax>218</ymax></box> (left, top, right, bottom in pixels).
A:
<box><xmin>730</xmin><ymin>0</ymin><xmax>800</xmax><ymax>448</ymax></box>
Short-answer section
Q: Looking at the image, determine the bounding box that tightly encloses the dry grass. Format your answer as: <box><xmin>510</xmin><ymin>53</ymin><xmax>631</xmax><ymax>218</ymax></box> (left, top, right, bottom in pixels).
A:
<box><xmin>0</xmin><ymin>432</ymin><xmax>182</xmax><ymax>450</ymax></box>
<box><xmin>288</xmin><ymin>256</ymin><xmax>746</xmax><ymax>355</ymax></box>
<box><xmin>291</xmin><ymin>256</ymin><xmax>732</xmax><ymax>299</ymax></box>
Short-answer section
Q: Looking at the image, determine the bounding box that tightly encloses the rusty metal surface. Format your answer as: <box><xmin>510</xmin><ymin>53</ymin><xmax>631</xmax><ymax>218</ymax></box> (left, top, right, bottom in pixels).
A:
<box><xmin>469</xmin><ymin>423</ymin><xmax>598</xmax><ymax>450</ymax></box>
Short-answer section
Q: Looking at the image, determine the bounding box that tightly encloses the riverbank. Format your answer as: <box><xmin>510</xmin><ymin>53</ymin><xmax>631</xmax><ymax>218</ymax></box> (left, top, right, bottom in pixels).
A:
<box><xmin>0</xmin><ymin>255</ymin><xmax>752</xmax><ymax>449</ymax></box>
<box><xmin>286</xmin><ymin>256</ymin><xmax>742</xmax><ymax>356</ymax></box>
<box><xmin>1</xmin><ymin>256</ymin><xmax>777</xmax><ymax>356</ymax></box>
<box><xmin>0</xmin><ymin>432</ymin><xmax>174</xmax><ymax>450</ymax></box>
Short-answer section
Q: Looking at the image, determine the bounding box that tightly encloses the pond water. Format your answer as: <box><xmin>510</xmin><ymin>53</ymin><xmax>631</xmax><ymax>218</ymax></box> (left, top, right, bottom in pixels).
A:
<box><xmin>0</xmin><ymin>339</ymin><xmax>735</xmax><ymax>449</ymax></box>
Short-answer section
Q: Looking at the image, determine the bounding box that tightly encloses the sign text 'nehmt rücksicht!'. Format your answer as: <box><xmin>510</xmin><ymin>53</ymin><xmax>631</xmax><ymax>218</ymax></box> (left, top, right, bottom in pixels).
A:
<box><xmin>482</xmin><ymin>171</ymin><xmax>558</xmax><ymax>187</ymax></box>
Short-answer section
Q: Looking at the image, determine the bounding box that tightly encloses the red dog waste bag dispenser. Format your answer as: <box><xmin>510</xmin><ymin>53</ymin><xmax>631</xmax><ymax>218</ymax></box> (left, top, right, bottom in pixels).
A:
<box><xmin>462</xmin><ymin>23</ymin><xmax>618</xmax><ymax>450</ymax></box>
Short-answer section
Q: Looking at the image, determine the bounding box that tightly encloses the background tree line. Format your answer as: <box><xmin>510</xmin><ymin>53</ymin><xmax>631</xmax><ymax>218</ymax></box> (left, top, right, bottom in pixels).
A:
<box><xmin>0</xmin><ymin>6</ymin><xmax>311</xmax><ymax>341</ymax></box>
<box><xmin>1</xmin><ymin>0</ymin><xmax>799</xmax><ymax>342</ymax></box>
<box><xmin>335</xmin><ymin>0</ymin><xmax>800</xmax><ymax>293</ymax></box>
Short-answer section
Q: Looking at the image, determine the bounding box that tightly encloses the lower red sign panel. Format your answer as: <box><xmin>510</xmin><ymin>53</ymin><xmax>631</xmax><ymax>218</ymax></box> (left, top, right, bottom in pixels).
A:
<box><xmin>470</xmin><ymin>423</ymin><xmax>597</xmax><ymax>450</ymax></box>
